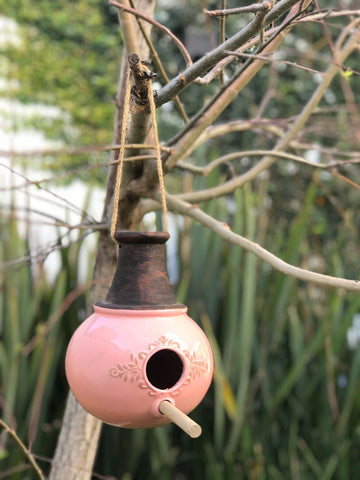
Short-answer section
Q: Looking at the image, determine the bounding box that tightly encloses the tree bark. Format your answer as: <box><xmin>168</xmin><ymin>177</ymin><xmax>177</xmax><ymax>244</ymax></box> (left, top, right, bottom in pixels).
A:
<box><xmin>50</xmin><ymin>1</ymin><xmax>155</xmax><ymax>478</ymax></box>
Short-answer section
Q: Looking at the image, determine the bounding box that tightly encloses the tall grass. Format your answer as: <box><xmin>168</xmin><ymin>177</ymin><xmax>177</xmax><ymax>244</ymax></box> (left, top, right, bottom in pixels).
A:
<box><xmin>1</xmin><ymin>170</ymin><xmax>359</xmax><ymax>479</ymax></box>
<box><xmin>0</xmin><ymin>210</ymin><xmax>89</xmax><ymax>478</ymax></box>
<box><xmin>94</xmin><ymin>171</ymin><xmax>360</xmax><ymax>479</ymax></box>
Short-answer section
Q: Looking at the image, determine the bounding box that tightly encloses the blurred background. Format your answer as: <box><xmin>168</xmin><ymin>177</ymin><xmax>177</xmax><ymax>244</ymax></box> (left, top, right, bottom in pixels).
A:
<box><xmin>0</xmin><ymin>0</ymin><xmax>360</xmax><ymax>478</ymax></box>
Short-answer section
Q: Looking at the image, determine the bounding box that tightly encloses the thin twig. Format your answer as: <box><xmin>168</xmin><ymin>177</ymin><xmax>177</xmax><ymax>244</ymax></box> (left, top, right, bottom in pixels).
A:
<box><xmin>224</xmin><ymin>50</ymin><xmax>323</xmax><ymax>75</ymax></box>
<box><xmin>206</xmin><ymin>2</ymin><xmax>273</xmax><ymax>17</ymax></box>
<box><xmin>188</xmin><ymin>120</ymin><xmax>286</xmax><ymax>152</ymax></box>
<box><xmin>23</xmin><ymin>281</ymin><xmax>97</xmax><ymax>355</ymax></box>
<box><xmin>157</xmin><ymin>193</ymin><xmax>360</xmax><ymax>292</ymax></box>
<box><xmin>164</xmin><ymin>4</ymin><xmax>305</xmax><ymax>170</ymax></box>
<box><xmin>0</xmin><ymin>162</ymin><xmax>95</xmax><ymax>221</ymax></box>
<box><xmin>0</xmin><ymin>154</ymin><xmax>157</xmax><ymax>192</ymax></box>
<box><xmin>191</xmin><ymin>119</ymin><xmax>360</xmax><ymax>159</ymax></box>
<box><xmin>170</xmin><ymin>28</ymin><xmax>358</xmax><ymax>189</ymax></box>
<box><xmin>219</xmin><ymin>0</ymin><xmax>227</xmax><ymax>85</ymax></box>
<box><xmin>330</xmin><ymin>169</ymin><xmax>360</xmax><ymax>190</ymax></box>
<box><xmin>0</xmin><ymin>419</ymin><xmax>45</xmax><ymax>480</ymax></box>
<box><xmin>0</xmin><ymin>232</ymin><xmax>91</xmax><ymax>271</ymax></box>
<box><xmin>127</xmin><ymin>0</ymin><xmax>189</xmax><ymax>122</ymax></box>
<box><xmin>297</xmin><ymin>8</ymin><xmax>360</xmax><ymax>23</ymax></box>
<box><xmin>109</xmin><ymin>0</ymin><xmax>193</xmax><ymax>67</ymax></box>
<box><xmin>0</xmin><ymin>464</ymin><xmax>29</xmax><ymax>479</ymax></box>
<box><xmin>176</xmin><ymin>150</ymin><xmax>360</xmax><ymax>176</ymax></box>
<box><xmin>0</xmin><ymin>143</ymin><xmax>173</xmax><ymax>158</ymax></box>
<box><xmin>156</xmin><ymin>0</ymin><xmax>302</xmax><ymax>106</ymax></box>
<box><xmin>165</xmin><ymin>1</ymin><xmax>308</xmax><ymax>153</ymax></box>
<box><xmin>33</xmin><ymin>453</ymin><xmax>116</xmax><ymax>480</ymax></box>
<box><xmin>1</xmin><ymin>204</ymin><xmax>108</xmax><ymax>230</ymax></box>
<box><xmin>1</xmin><ymin>215</ymin><xmax>108</xmax><ymax>231</ymax></box>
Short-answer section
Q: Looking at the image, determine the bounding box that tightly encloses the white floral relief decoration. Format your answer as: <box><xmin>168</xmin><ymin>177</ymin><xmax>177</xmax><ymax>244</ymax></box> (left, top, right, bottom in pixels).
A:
<box><xmin>109</xmin><ymin>335</ymin><xmax>209</xmax><ymax>396</ymax></box>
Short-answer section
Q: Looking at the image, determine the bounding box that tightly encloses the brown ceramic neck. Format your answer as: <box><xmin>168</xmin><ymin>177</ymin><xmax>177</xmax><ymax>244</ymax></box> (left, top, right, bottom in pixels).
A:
<box><xmin>113</xmin><ymin>231</ymin><xmax>170</xmax><ymax>245</ymax></box>
<box><xmin>97</xmin><ymin>231</ymin><xmax>184</xmax><ymax>310</ymax></box>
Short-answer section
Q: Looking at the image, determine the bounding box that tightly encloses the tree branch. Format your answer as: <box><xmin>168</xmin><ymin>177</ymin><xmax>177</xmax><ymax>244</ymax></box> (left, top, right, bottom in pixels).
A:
<box><xmin>156</xmin><ymin>194</ymin><xmax>360</xmax><ymax>292</ymax></box>
<box><xmin>297</xmin><ymin>8</ymin><xmax>360</xmax><ymax>24</ymax></box>
<box><xmin>166</xmin><ymin>0</ymin><xmax>312</xmax><ymax>148</ymax></box>
<box><xmin>156</xmin><ymin>0</ymin><xmax>302</xmax><ymax>106</ymax></box>
<box><xmin>176</xmin><ymin>150</ymin><xmax>360</xmax><ymax>176</ymax></box>
<box><xmin>224</xmin><ymin>50</ymin><xmax>322</xmax><ymax>75</ymax></box>
<box><xmin>163</xmin><ymin>13</ymin><xmax>300</xmax><ymax>171</ymax></box>
<box><xmin>188</xmin><ymin>120</ymin><xmax>287</xmax><ymax>153</ymax></box>
<box><xmin>115</xmin><ymin>0</ymin><xmax>141</xmax><ymax>55</ymax></box>
<box><xmin>0</xmin><ymin>143</ymin><xmax>172</xmax><ymax>158</ymax></box>
<box><xmin>193</xmin><ymin>30</ymin><xmax>271</xmax><ymax>87</ymax></box>
<box><xmin>188</xmin><ymin>119</ymin><xmax>360</xmax><ymax>160</ymax></box>
<box><xmin>127</xmin><ymin>0</ymin><xmax>189</xmax><ymax>122</ymax></box>
<box><xmin>164</xmin><ymin>26</ymin><xmax>358</xmax><ymax>186</ymax></box>
<box><xmin>0</xmin><ymin>418</ymin><xmax>44</xmax><ymax>480</ymax></box>
<box><xmin>206</xmin><ymin>2</ymin><xmax>272</xmax><ymax>17</ymax></box>
<box><xmin>50</xmin><ymin>2</ymin><xmax>156</xmax><ymax>480</ymax></box>
<box><xmin>109</xmin><ymin>0</ymin><xmax>192</xmax><ymax>67</ymax></box>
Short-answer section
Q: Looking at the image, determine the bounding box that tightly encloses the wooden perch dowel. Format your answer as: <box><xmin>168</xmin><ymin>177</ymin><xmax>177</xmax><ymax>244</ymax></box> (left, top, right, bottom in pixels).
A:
<box><xmin>158</xmin><ymin>401</ymin><xmax>202</xmax><ymax>438</ymax></box>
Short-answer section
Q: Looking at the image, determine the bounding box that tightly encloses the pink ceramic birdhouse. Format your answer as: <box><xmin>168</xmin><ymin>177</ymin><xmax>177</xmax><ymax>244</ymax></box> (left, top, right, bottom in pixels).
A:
<box><xmin>65</xmin><ymin>231</ymin><xmax>214</xmax><ymax>429</ymax></box>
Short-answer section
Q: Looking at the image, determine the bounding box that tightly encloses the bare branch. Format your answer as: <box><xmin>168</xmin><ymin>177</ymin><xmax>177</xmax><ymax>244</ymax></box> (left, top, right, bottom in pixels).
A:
<box><xmin>157</xmin><ymin>0</ymin><xmax>314</xmax><ymax>104</ymax></box>
<box><xmin>0</xmin><ymin>232</ymin><xmax>91</xmax><ymax>271</ymax></box>
<box><xmin>170</xmin><ymin>1</ymin><xmax>314</xmax><ymax>145</ymax></box>
<box><xmin>192</xmin><ymin>120</ymin><xmax>360</xmax><ymax>159</ymax></box>
<box><xmin>163</xmin><ymin>9</ymin><xmax>305</xmax><ymax>171</ymax></box>
<box><xmin>330</xmin><ymin>170</ymin><xmax>360</xmax><ymax>190</ymax></box>
<box><xmin>165</xmin><ymin>27</ymin><xmax>358</xmax><ymax>191</ymax></box>
<box><xmin>127</xmin><ymin>0</ymin><xmax>189</xmax><ymax>122</ymax></box>
<box><xmin>219</xmin><ymin>0</ymin><xmax>227</xmax><ymax>85</ymax></box>
<box><xmin>155</xmin><ymin>0</ymin><xmax>278</xmax><ymax>106</ymax></box>
<box><xmin>115</xmin><ymin>0</ymin><xmax>142</xmax><ymax>55</ymax></box>
<box><xmin>0</xmin><ymin>143</ymin><xmax>172</xmax><ymax>158</ymax></box>
<box><xmin>176</xmin><ymin>150</ymin><xmax>360</xmax><ymax>176</ymax></box>
<box><xmin>23</xmin><ymin>281</ymin><xmax>96</xmax><ymax>355</ymax></box>
<box><xmin>224</xmin><ymin>50</ymin><xmax>323</xmax><ymax>75</ymax></box>
<box><xmin>109</xmin><ymin>0</ymin><xmax>192</xmax><ymax>68</ymax></box>
<box><xmin>297</xmin><ymin>8</ymin><xmax>360</xmax><ymax>23</ymax></box>
<box><xmin>190</xmin><ymin>120</ymin><xmax>286</xmax><ymax>152</ymax></box>
<box><xmin>158</xmin><ymin>194</ymin><xmax>360</xmax><ymax>292</ymax></box>
<box><xmin>1</xmin><ymin>205</ymin><xmax>108</xmax><ymax>230</ymax></box>
<box><xmin>0</xmin><ymin>162</ymin><xmax>95</xmax><ymax>221</ymax></box>
<box><xmin>0</xmin><ymin>419</ymin><xmax>45</xmax><ymax>480</ymax></box>
<box><xmin>206</xmin><ymin>2</ymin><xmax>273</xmax><ymax>17</ymax></box>
<box><xmin>174</xmin><ymin>162</ymin><xmax>270</xmax><ymax>204</ymax></box>
<box><xmin>193</xmin><ymin>29</ymin><xmax>274</xmax><ymax>86</ymax></box>
<box><xmin>0</xmin><ymin>153</ymin><xmax>161</xmax><ymax>192</ymax></box>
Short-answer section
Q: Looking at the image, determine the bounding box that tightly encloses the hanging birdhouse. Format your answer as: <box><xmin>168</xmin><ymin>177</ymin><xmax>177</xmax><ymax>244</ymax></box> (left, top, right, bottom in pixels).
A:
<box><xmin>65</xmin><ymin>231</ymin><xmax>214</xmax><ymax>436</ymax></box>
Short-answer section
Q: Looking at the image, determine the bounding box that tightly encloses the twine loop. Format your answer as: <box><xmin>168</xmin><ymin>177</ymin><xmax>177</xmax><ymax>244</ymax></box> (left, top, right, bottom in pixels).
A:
<box><xmin>110</xmin><ymin>68</ymin><xmax>168</xmax><ymax>240</ymax></box>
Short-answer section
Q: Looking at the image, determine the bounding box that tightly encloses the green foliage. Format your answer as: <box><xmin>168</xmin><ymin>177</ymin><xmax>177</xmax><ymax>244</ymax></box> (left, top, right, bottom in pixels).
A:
<box><xmin>1</xmin><ymin>1</ymin><xmax>360</xmax><ymax>478</ymax></box>
<box><xmin>1</xmin><ymin>0</ymin><xmax>121</xmax><ymax>177</ymax></box>
<box><xmin>0</xmin><ymin>210</ymin><xmax>90</xmax><ymax>478</ymax></box>
<box><xmin>0</xmin><ymin>182</ymin><xmax>358</xmax><ymax>478</ymax></box>
<box><xmin>90</xmin><ymin>171</ymin><xmax>359</xmax><ymax>479</ymax></box>
<box><xmin>1</xmin><ymin>171</ymin><xmax>359</xmax><ymax>479</ymax></box>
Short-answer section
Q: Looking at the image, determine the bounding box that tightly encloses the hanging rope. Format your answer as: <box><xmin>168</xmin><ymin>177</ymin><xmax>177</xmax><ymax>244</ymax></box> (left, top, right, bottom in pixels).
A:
<box><xmin>148</xmin><ymin>80</ymin><xmax>168</xmax><ymax>233</ymax></box>
<box><xmin>110</xmin><ymin>68</ymin><xmax>168</xmax><ymax>240</ymax></box>
<box><xmin>110</xmin><ymin>70</ymin><xmax>132</xmax><ymax>240</ymax></box>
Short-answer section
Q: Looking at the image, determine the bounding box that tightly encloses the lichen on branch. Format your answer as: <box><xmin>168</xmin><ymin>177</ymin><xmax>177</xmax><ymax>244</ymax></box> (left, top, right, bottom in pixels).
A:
<box><xmin>128</xmin><ymin>53</ymin><xmax>157</xmax><ymax>109</ymax></box>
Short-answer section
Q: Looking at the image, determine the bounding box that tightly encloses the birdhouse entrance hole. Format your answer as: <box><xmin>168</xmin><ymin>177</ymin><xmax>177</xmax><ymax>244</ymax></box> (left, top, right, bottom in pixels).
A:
<box><xmin>146</xmin><ymin>349</ymin><xmax>184</xmax><ymax>390</ymax></box>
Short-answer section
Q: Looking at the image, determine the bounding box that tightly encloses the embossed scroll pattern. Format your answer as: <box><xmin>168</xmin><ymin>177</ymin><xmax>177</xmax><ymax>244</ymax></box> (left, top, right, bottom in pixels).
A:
<box><xmin>109</xmin><ymin>335</ymin><xmax>209</xmax><ymax>396</ymax></box>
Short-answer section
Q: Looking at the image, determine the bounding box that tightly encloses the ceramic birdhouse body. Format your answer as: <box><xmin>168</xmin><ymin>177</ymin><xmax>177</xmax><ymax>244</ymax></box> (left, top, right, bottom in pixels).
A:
<box><xmin>66</xmin><ymin>305</ymin><xmax>213</xmax><ymax>428</ymax></box>
<box><xmin>65</xmin><ymin>231</ymin><xmax>214</xmax><ymax>430</ymax></box>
